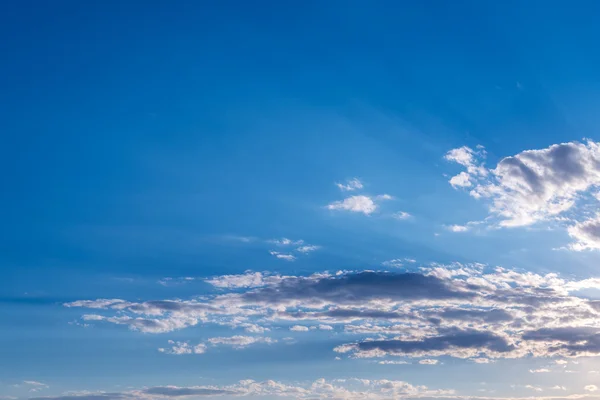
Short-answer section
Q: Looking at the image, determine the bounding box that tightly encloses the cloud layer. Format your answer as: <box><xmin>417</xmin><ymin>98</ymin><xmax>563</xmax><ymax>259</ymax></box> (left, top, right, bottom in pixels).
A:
<box><xmin>65</xmin><ymin>263</ymin><xmax>600</xmax><ymax>364</ymax></box>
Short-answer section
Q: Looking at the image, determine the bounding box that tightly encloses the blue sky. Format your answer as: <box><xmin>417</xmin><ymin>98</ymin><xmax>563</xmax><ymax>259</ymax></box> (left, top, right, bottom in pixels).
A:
<box><xmin>5</xmin><ymin>1</ymin><xmax>600</xmax><ymax>399</ymax></box>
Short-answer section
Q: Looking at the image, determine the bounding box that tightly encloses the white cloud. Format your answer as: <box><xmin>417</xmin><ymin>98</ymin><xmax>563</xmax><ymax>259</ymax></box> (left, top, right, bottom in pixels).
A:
<box><xmin>472</xmin><ymin>358</ymin><xmax>493</xmax><ymax>364</ymax></box>
<box><xmin>336</xmin><ymin>178</ymin><xmax>364</xmax><ymax>192</ymax></box>
<box><xmin>207</xmin><ymin>336</ymin><xmax>276</xmax><ymax>349</ymax></box>
<box><xmin>296</xmin><ymin>245</ymin><xmax>320</xmax><ymax>254</ymax></box>
<box><xmin>587</xmin><ymin>385</ymin><xmax>599</xmax><ymax>392</ymax></box>
<box><xmin>67</xmin><ymin>263</ymin><xmax>600</xmax><ymax>362</ymax></box>
<box><xmin>290</xmin><ymin>325</ymin><xmax>309</xmax><ymax>332</ymax></box>
<box><xmin>525</xmin><ymin>385</ymin><xmax>543</xmax><ymax>392</ymax></box>
<box><xmin>327</xmin><ymin>195</ymin><xmax>378</xmax><ymax>215</ymax></box>
<box><xmin>529</xmin><ymin>368</ymin><xmax>550</xmax><ymax>373</ymax></box>
<box><xmin>206</xmin><ymin>272</ymin><xmax>283</xmax><ymax>289</ymax></box>
<box><xmin>446</xmin><ymin>224</ymin><xmax>469</xmax><ymax>232</ymax></box>
<box><xmin>23</xmin><ymin>381</ymin><xmax>48</xmax><ymax>392</ymax></box>
<box><xmin>568</xmin><ymin>215</ymin><xmax>600</xmax><ymax>250</ymax></box>
<box><xmin>26</xmin><ymin>377</ymin><xmax>457</xmax><ymax>400</ymax></box>
<box><xmin>381</xmin><ymin>258</ymin><xmax>416</xmax><ymax>268</ymax></box>
<box><xmin>268</xmin><ymin>238</ymin><xmax>304</xmax><ymax>246</ymax></box>
<box><xmin>269</xmin><ymin>251</ymin><xmax>296</xmax><ymax>261</ymax></box>
<box><xmin>449</xmin><ymin>171</ymin><xmax>472</xmax><ymax>188</ymax></box>
<box><xmin>378</xmin><ymin>360</ymin><xmax>409</xmax><ymax>365</ymax></box>
<box><xmin>393</xmin><ymin>211</ymin><xmax>412</xmax><ymax>220</ymax></box>
<box><xmin>445</xmin><ymin>140</ymin><xmax>600</xmax><ymax>228</ymax></box>
<box><xmin>318</xmin><ymin>324</ymin><xmax>333</xmax><ymax>331</ymax></box>
<box><xmin>159</xmin><ymin>341</ymin><xmax>206</xmax><ymax>355</ymax></box>
<box><xmin>418</xmin><ymin>359</ymin><xmax>439</xmax><ymax>365</ymax></box>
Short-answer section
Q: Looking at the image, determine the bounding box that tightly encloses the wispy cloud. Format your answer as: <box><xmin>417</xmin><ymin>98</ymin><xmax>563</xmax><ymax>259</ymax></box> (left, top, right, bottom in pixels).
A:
<box><xmin>336</xmin><ymin>178</ymin><xmax>364</xmax><ymax>192</ymax></box>
<box><xmin>446</xmin><ymin>224</ymin><xmax>469</xmax><ymax>232</ymax></box>
<box><xmin>268</xmin><ymin>251</ymin><xmax>296</xmax><ymax>261</ymax></box>
<box><xmin>393</xmin><ymin>211</ymin><xmax>412</xmax><ymax>220</ymax></box>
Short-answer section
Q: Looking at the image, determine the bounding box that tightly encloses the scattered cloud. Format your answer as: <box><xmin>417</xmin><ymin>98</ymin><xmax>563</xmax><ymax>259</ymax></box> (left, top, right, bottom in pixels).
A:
<box><xmin>381</xmin><ymin>258</ymin><xmax>416</xmax><ymax>268</ymax></box>
<box><xmin>290</xmin><ymin>325</ymin><xmax>309</xmax><ymax>332</ymax></box>
<box><xmin>296</xmin><ymin>245</ymin><xmax>320</xmax><ymax>254</ymax></box>
<box><xmin>268</xmin><ymin>251</ymin><xmax>296</xmax><ymax>261</ymax></box>
<box><xmin>336</xmin><ymin>178</ymin><xmax>364</xmax><ymax>192</ymax></box>
<box><xmin>158</xmin><ymin>277</ymin><xmax>195</xmax><ymax>287</ymax></box>
<box><xmin>327</xmin><ymin>195</ymin><xmax>378</xmax><ymax>215</ymax></box>
<box><xmin>529</xmin><ymin>368</ymin><xmax>550</xmax><ymax>373</ymax></box>
<box><xmin>267</xmin><ymin>238</ymin><xmax>304</xmax><ymax>246</ymax></box>
<box><xmin>378</xmin><ymin>360</ymin><xmax>409</xmax><ymax>365</ymax></box>
<box><xmin>418</xmin><ymin>359</ymin><xmax>439</xmax><ymax>365</ymax></box>
<box><xmin>525</xmin><ymin>385</ymin><xmax>543</xmax><ymax>392</ymax></box>
<box><xmin>158</xmin><ymin>340</ymin><xmax>206</xmax><ymax>355</ymax></box>
<box><xmin>207</xmin><ymin>336</ymin><xmax>276</xmax><ymax>349</ymax></box>
<box><xmin>446</xmin><ymin>224</ymin><xmax>469</xmax><ymax>232</ymax></box>
<box><xmin>393</xmin><ymin>211</ymin><xmax>412</xmax><ymax>220</ymax></box>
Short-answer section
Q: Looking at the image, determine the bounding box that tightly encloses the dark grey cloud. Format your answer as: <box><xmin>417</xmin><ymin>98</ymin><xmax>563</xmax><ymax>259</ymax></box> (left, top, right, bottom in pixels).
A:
<box><xmin>523</xmin><ymin>327</ymin><xmax>600</xmax><ymax>355</ymax></box>
<box><xmin>143</xmin><ymin>387</ymin><xmax>235</xmax><ymax>397</ymax></box>
<box><xmin>355</xmin><ymin>329</ymin><xmax>514</xmax><ymax>355</ymax></box>
<box><xmin>29</xmin><ymin>387</ymin><xmax>235</xmax><ymax>400</ymax></box>
<box><xmin>30</xmin><ymin>394</ymin><xmax>130</xmax><ymax>400</ymax></box>
<box><xmin>242</xmin><ymin>272</ymin><xmax>475</xmax><ymax>305</ymax></box>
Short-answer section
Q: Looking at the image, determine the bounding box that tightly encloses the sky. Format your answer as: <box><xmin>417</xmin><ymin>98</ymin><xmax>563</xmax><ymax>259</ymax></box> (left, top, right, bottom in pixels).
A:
<box><xmin>5</xmin><ymin>0</ymin><xmax>600</xmax><ymax>399</ymax></box>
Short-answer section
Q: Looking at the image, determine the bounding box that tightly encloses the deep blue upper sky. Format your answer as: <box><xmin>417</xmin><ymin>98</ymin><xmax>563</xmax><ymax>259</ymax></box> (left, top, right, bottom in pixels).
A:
<box><xmin>4</xmin><ymin>1</ymin><xmax>600</xmax><ymax>399</ymax></box>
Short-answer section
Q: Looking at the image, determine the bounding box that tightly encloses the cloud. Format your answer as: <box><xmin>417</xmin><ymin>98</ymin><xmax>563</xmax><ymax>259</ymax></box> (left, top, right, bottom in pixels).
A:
<box><xmin>24</xmin><ymin>382</ymin><xmax>48</xmax><ymax>387</ymax></box>
<box><xmin>446</xmin><ymin>225</ymin><xmax>469</xmax><ymax>232</ymax></box>
<box><xmin>445</xmin><ymin>140</ymin><xmax>600</xmax><ymax>228</ymax></box>
<box><xmin>28</xmin><ymin>378</ymin><xmax>454</xmax><ymax>400</ymax></box>
<box><xmin>378</xmin><ymin>360</ymin><xmax>409</xmax><ymax>365</ymax></box>
<box><xmin>336</xmin><ymin>329</ymin><xmax>514</xmax><ymax>359</ymax></box>
<box><xmin>529</xmin><ymin>368</ymin><xmax>550</xmax><ymax>373</ymax></box>
<box><xmin>418</xmin><ymin>359</ymin><xmax>439</xmax><ymax>365</ymax></box>
<box><xmin>66</xmin><ymin>263</ymin><xmax>600</xmax><ymax>361</ymax></box>
<box><xmin>267</xmin><ymin>238</ymin><xmax>304</xmax><ymax>246</ymax></box>
<box><xmin>449</xmin><ymin>172</ymin><xmax>472</xmax><ymax>188</ymax></box>
<box><xmin>238</xmin><ymin>271</ymin><xmax>474</xmax><ymax>307</ymax></box>
<box><xmin>295</xmin><ymin>245</ymin><xmax>320</xmax><ymax>254</ymax></box>
<box><xmin>586</xmin><ymin>386</ymin><xmax>599</xmax><ymax>392</ymax></box>
<box><xmin>158</xmin><ymin>277</ymin><xmax>195</xmax><ymax>287</ymax></box>
<box><xmin>268</xmin><ymin>251</ymin><xmax>296</xmax><ymax>261</ymax></box>
<box><xmin>525</xmin><ymin>385</ymin><xmax>543</xmax><ymax>392</ymax></box>
<box><xmin>393</xmin><ymin>211</ymin><xmax>412</xmax><ymax>220</ymax></box>
<box><xmin>206</xmin><ymin>272</ymin><xmax>284</xmax><ymax>289</ymax></box>
<box><xmin>290</xmin><ymin>325</ymin><xmax>309</xmax><ymax>332</ymax></box>
<box><xmin>158</xmin><ymin>341</ymin><xmax>206</xmax><ymax>355</ymax></box>
<box><xmin>382</xmin><ymin>258</ymin><xmax>416</xmax><ymax>268</ymax></box>
<box><xmin>336</xmin><ymin>178</ymin><xmax>364</xmax><ymax>192</ymax></box>
<box><xmin>568</xmin><ymin>215</ymin><xmax>600</xmax><ymax>250</ymax></box>
<box><xmin>160</xmin><ymin>336</ymin><xmax>275</xmax><ymax>354</ymax></box>
<box><xmin>207</xmin><ymin>335</ymin><xmax>275</xmax><ymax>349</ymax></box>
<box><xmin>327</xmin><ymin>195</ymin><xmax>378</xmax><ymax>215</ymax></box>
